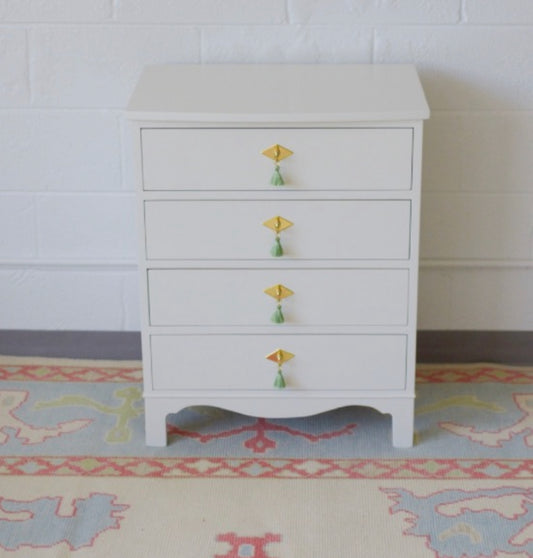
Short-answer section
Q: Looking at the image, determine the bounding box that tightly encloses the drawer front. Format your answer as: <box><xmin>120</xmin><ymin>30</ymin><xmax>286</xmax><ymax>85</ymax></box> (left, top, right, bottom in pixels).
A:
<box><xmin>144</xmin><ymin>200</ymin><xmax>411</xmax><ymax>260</ymax></box>
<box><xmin>141</xmin><ymin>128</ymin><xmax>413</xmax><ymax>191</ymax></box>
<box><xmin>150</xmin><ymin>334</ymin><xmax>407</xmax><ymax>391</ymax></box>
<box><xmin>148</xmin><ymin>268</ymin><xmax>409</xmax><ymax>326</ymax></box>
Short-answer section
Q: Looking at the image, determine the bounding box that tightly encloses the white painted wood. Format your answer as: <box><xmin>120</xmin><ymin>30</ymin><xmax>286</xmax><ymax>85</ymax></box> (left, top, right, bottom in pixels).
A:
<box><xmin>144</xmin><ymin>200</ymin><xmax>411</xmax><ymax>261</ymax></box>
<box><xmin>144</xmin><ymin>398</ymin><xmax>173</xmax><ymax>447</ymax></box>
<box><xmin>388</xmin><ymin>399</ymin><xmax>415</xmax><ymax>447</ymax></box>
<box><xmin>127</xmin><ymin>65</ymin><xmax>430</xmax><ymax>122</ymax></box>
<box><xmin>143</xmin><ymin>394</ymin><xmax>415</xmax><ymax>447</ymax></box>
<box><xmin>141</xmin><ymin>127</ymin><xmax>414</xmax><ymax>191</ymax></box>
<box><xmin>148</xmin><ymin>268</ymin><xmax>409</xmax><ymax>326</ymax></box>
<box><xmin>128</xmin><ymin>64</ymin><xmax>428</xmax><ymax>448</ymax></box>
<box><xmin>405</xmin><ymin>121</ymin><xmax>424</xmax><ymax>394</ymax></box>
<box><xmin>150</xmin><ymin>334</ymin><xmax>407</xmax><ymax>391</ymax></box>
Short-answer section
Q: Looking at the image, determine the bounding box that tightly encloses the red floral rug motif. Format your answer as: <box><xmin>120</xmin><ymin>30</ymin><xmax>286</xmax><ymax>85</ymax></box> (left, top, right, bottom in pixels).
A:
<box><xmin>167</xmin><ymin>417</ymin><xmax>357</xmax><ymax>453</ymax></box>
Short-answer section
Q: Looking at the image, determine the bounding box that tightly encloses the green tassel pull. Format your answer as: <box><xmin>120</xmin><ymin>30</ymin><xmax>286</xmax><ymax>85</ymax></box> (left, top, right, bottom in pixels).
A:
<box><xmin>270</xmin><ymin>164</ymin><xmax>284</xmax><ymax>186</ymax></box>
<box><xmin>274</xmin><ymin>368</ymin><xmax>286</xmax><ymax>389</ymax></box>
<box><xmin>270</xmin><ymin>235</ymin><xmax>283</xmax><ymax>257</ymax></box>
<box><xmin>271</xmin><ymin>304</ymin><xmax>284</xmax><ymax>324</ymax></box>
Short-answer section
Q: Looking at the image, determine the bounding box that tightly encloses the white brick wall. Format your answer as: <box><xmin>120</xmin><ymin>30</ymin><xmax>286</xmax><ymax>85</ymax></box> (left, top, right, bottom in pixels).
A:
<box><xmin>0</xmin><ymin>111</ymin><xmax>122</xmax><ymax>190</ymax></box>
<box><xmin>0</xmin><ymin>0</ymin><xmax>531</xmax><ymax>330</ymax></box>
<box><xmin>0</xmin><ymin>29</ymin><xmax>29</xmax><ymax>105</ymax></box>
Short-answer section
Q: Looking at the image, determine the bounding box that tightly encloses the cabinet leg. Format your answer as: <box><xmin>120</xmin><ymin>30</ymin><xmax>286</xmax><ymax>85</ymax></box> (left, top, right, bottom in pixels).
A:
<box><xmin>144</xmin><ymin>400</ymin><xmax>169</xmax><ymax>447</ymax></box>
<box><xmin>391</xmin><ymin>400</ymin><xmax>415</xmax><ymax>448</ymax></box>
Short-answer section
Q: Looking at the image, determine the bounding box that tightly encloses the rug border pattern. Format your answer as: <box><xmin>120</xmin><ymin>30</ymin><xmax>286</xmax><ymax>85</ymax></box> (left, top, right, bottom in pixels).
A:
<box><xmin>1</xmin><ymin>457</ymin><xmax>531</xmax><ymax>479</ymax></box>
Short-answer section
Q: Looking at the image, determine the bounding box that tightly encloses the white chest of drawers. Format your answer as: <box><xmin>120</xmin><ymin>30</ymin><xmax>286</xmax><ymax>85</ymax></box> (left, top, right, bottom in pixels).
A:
<box><xmin>127</xmin><ymin>64</ymin><xmax>429</xmax><ymax>447</ymax></box>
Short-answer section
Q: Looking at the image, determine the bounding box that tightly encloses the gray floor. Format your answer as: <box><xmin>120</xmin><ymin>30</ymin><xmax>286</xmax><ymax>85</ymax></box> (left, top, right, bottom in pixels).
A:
<box><xmin>416</xmin><ymin>330</ymin><xmax>533</xmax><ymax>365</ymax></box>
<box><xmin>0</xmin><ymin>330</ymin><xmax>141</xmax><ymax>360</ymax></box>
<box><xmin>0</xmin><ymin>330</ymin><xmax>531</xmax><ymax>364</ymax></box>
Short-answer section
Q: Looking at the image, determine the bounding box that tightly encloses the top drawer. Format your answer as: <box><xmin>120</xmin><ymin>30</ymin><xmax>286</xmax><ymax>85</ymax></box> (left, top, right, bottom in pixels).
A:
<box><xmin>140</xmin><ymin>128</ymin><xmax>413</xmax><ymax>191</ymax></box>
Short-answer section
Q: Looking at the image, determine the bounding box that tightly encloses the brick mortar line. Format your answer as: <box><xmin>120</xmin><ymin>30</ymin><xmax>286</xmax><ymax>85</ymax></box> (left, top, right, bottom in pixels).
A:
<box><xmin>0</xmin><ymin>22</ymin><xmax>531</xmax><ymax>28</ymax></box>
<box><xmin>1</xmin><ymin>108</ymin><xmax>532</xmax><ymax>115</ymax></box>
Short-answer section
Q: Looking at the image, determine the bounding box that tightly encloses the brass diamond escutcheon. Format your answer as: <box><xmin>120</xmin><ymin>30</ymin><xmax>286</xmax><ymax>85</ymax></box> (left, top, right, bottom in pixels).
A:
<box><xmin>264</xmin><ymin>284</ymin><xmax>294</xmax><ymax>302</ymax></box>
<box><xmin>265</xmin><ymin>349</ymin><xmax>295</xmax><ymax>365</ymax></box>
<box><xmin>262</xmin><ymin>216</ymin><xmax>293</xmax><ymax>233</ymax></box>
<box><xmin>261</xmin><ymin>144</ymin><xmax>293</xmax><ymax>163</ymax></box>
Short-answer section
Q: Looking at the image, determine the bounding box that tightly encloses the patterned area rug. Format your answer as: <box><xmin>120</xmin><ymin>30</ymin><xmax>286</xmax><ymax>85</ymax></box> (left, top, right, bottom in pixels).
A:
<box><xmin>0</xmin><ymin>356</ymin><xmax>531</xmax><ymax>557</ymax></box>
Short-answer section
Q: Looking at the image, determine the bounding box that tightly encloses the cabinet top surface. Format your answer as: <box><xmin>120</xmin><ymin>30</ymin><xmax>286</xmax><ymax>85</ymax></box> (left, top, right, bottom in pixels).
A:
<box><xmin>127</xmin><ymin>64</ymin><xmax>429</xmax><ymax>122</ymax></box>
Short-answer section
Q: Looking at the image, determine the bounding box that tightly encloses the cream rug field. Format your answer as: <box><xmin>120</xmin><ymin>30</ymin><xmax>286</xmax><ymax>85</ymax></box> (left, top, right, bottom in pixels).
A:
<box><xmin>0</xmin><ymin>356</ymin><xmax>531</xmax><ymax>557</ymax></box>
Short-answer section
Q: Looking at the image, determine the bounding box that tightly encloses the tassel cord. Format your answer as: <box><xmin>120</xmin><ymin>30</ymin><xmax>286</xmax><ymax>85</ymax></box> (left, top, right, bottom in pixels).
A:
<box><xmin>271</xmin><ymin>234</ymin><xmax>283</xmax><ymax>257</ymax></box>
<box><xmin>270</xmin><ymin>164</ymin><xmax>284</xmax><ymax>186</ymax></box>
<box><xmin>271</xmin><ymin>303</ymin><xmax>284</xmax><ymax>324</ymax></box>
<box><xmin>274</xmin><ymin>367</ymin><xmax>286</xmax><ymax>389</ymax></box>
